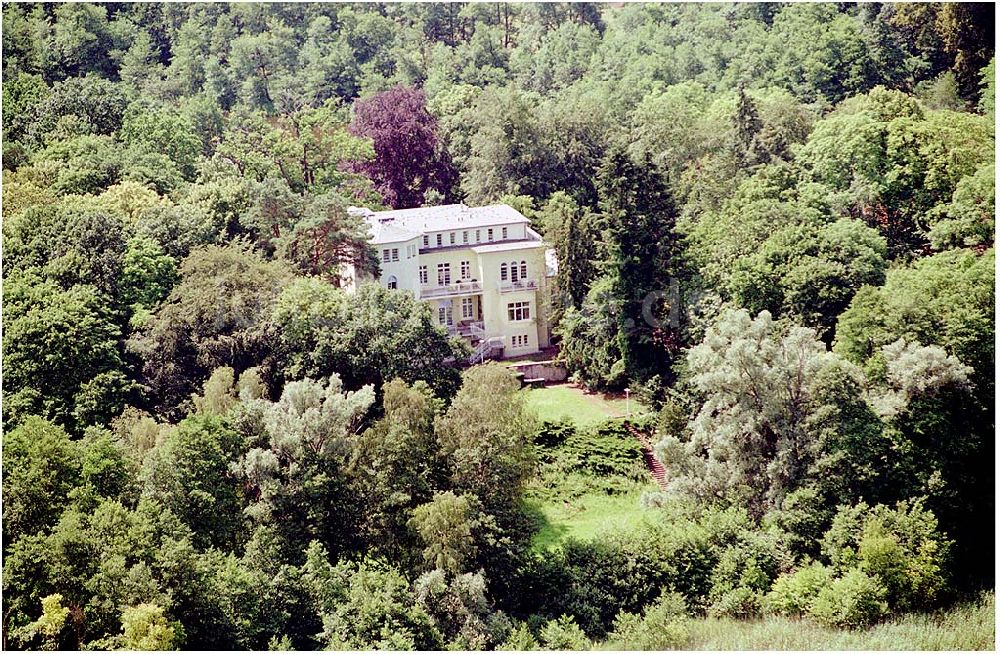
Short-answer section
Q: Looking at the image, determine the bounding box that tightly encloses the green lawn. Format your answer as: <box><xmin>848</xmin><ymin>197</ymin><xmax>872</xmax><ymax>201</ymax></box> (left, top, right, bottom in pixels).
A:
<box><xmin>525</xmin><ymin>383</ymin><xmax>645</xmax><ymax>427</ymax></box>
<box><xmin>526</xmin><ymin>484</ymin><xmax>657</xmax><ymax>551</ymax></box>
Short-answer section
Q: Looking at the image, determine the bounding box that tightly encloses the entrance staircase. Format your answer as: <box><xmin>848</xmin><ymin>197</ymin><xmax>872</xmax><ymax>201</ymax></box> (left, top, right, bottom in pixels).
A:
<box><xmin>469</xmin><ymin>336</ymin><xmax>504</xmax><ymax>364</ymax></box>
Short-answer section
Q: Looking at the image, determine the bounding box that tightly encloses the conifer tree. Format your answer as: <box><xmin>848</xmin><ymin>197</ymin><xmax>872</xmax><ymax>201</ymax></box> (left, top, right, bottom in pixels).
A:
<box><xmin>592</xmin><ymin>146</ymin><xmax>680</xmax><ymax>386</ymax></box>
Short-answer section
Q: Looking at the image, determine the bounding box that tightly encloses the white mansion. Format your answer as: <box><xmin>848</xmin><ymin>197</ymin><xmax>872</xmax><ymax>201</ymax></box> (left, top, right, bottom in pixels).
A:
<box><xmin>347</xmin><ymin>203</ymin><xmax>554</xmax><ymax>360</ymax></box>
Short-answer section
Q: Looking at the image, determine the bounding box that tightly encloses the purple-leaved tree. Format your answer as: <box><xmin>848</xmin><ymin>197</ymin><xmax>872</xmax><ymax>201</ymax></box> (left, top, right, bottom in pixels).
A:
<box><xmin>348</xmin><ymin>85</ymin><xmax>458</xmax><ymax>209</ymax></box>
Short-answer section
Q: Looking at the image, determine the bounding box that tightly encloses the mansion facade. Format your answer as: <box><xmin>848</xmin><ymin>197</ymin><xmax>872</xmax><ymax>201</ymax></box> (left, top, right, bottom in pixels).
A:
<box><xmin>347</xmin><ymin>203</ymin><xmax>553</xmax><ymax>360</ymax></box>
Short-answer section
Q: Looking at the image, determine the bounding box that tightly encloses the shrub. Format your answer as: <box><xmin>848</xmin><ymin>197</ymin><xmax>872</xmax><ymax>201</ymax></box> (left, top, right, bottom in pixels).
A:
<box><xmin>516</xmin><ymin>537</ymin><xmax>667</xmax><ymax>638</ymax></box>
<box><xmin>765</xmin><ymin>562</ymin><xmax>835</xmax><ymax>616</ymax></box>
<box><xmin>809</xmin><ymin>568</ymin><xmax>889</xmax><ymax>629</ymax></box>
<box><xmin>539</xmin><ymin>615</ymin><xmax>590</xmax><ymax>650</ymax></box>
<box><xmin>607</xmin><ymin>592</ymin><xmax>690</xmax><ymax>650</ymax></box>
<box><xmin>706</xmin><ymin>515</ymin><xmax>791</xmax><ymax>617</ymax></box>
<box><xmin>710</xmin><ymin>586</ymin><xmax>763</xmax><ymax>619</ymax></box>
<box><xmin>561</xmin><ymin>421</ymin><xmax>646</xmax><ymax>478</ymax></box>
<box><xmin>498</xmin><ymin>621</ymin><xmax>538</xmax><ymax>651</ymax></box>
<box><xmin>822</xmin><ymin>501</ymin><xmax>951</xmax><ymax>611</ymax></box>
<box><xmin>534</xmin><ymin>419</ymin><xmax>576</xmax><ymax>449</ymax></box>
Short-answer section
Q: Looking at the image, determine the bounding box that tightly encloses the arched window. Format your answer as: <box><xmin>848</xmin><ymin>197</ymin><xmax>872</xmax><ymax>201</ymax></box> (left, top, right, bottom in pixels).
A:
<box><xmin>500</xmin><ymin>263</ymin><xmax>508</xmax><ymax>281</ymax></box>
<box><xmin>520</xmin><ymin>261</ymin><xmax>527</xmax><ymax>279</ymax></box>
<box><xmin>510</xmin><ymin>260</ymin><xmax>519</xmax><ymax>282</ymax></box>
<box><xmin>387</xmin><ymin>275</ymin><xmax>397</xmax><ymax>289</ymax></box>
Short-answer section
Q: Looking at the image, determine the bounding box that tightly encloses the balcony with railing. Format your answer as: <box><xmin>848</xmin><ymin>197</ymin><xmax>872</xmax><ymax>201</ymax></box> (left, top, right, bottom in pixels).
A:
<box><xmin>447</xmin><ymin>320</ymin><xmax>486</xmax><ymax>339</ymax></box>
<box><xmin>420</xmin><ymin>280</ymin><xmax>482</xmax><ymax>299</ymax></box>
<box><xmin>497</xmin><ymin>279</ymin><xmax>539</xmax><ymax>293</ymax></box>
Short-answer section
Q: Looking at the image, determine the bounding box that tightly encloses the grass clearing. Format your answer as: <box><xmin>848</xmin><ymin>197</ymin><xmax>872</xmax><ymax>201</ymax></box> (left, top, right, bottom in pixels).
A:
<box><xmin>526</xmin><ymin>483</ymin><xmax>657</xmax><ymax>551</ymax></box>
<box><xmin>525</xmin><ymin>383</ymin><xmax>645</xmax><ymax>427</ymax></box>
<box><xmin>524</xmin><ymin>384</ymin><xmax>656</xmax><ymax>552</ymax></box>
<box><xmin>680</xmin><ymin>592</ymin><xmax>995</xmax><ymax>650</ymax></box>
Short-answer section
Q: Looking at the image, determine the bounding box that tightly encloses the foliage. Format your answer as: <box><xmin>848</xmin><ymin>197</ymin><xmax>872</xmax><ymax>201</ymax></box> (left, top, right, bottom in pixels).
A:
<box><xmin>273</xmin><ymin>279</ymin><xmax>465</xmax><ymax>399</ymax></box>
<box><xmin>808</xmin><ymin>568</ymin><xmax>889</xmax><ymax>629</ymax></box>
<box><xmin>538</xmin><ymin>614</ymin><xmax>591</xmax><ymax>650</ymax></box>
<box><xmin>682</xmin><ymin>591</ymin><xmax>994</xmax><ymax>650</ymax></box>
<box><xmin>29</xmin><ymin>594</ymin><xmax>71</xmax><ymax>650</ymax></box>
<box><xmin>348</xmin><ymin>85</ymin><xmax>457</xmax><ymax>208</ymax></box>
<box><xmin>414</xmin><ymin>569</ymin><xmax>511</xmax><ymax>649</ymax></box>
<box><xmin>304</xmin><ymin>550</ymin><xmax>443</xmax><ymax>650</ymax></box>
<box><xmin>1</xmin><ymin>3</ymin><xmax>994</xmax><ymax>649</ymax></box>
<box><xmin>435</xmin><ymin>365</ymin><xmax>537</xmax><ymax>515</ymax></box>
<box><xmin>119</xmin><ymin>603</ymin><xmax>181</xmax><ymax>651</ymax></box>
<box><xmin>140</xmin><ymin>414</ymin><xmax>244</xmax><ymax>550</ymax></box>
<box><xmin>130</xmin><ymin>244</ymin><xmax>295</xmax><ymax>417</ymax></box>
<box><xmin>410</xmin><ymin>492</ymin><xmax>478</xmax><ymax>575</ymax></box>
<box><xmin>765</xmin><ymin>562</ymin><xmax>835</xmax><ymax>617</ymax></box>
<box><xmin>821</xmin><ymin>501</ymin><xmax>951</xmax><ymax>612</ymax></box>
<box><xmin>606</xmin><ymin>591</ymin><xmax>690</xmax><ymax>650</ymax></box>
<box><xmin>659</xmin><ymin>308</ymin><xmax>849</xmax><ymax>517</ymax></box>
<box><xmin>237</xmin><ymin>374</ymin><xmax>375</xmax><ymax>558</ymax></box>
<box><xmin>2</xmin><ymin>417</ymin><xmax>80</xmax><ymax>547</ymax></box>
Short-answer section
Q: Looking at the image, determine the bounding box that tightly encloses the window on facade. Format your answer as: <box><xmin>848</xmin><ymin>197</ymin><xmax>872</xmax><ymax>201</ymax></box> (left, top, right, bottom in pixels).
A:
<box><xmin>510</xmin><ymin>260</ymin><xmax>519</xmax><ymax>283</ymax></box>
<box><xmin>423</xmin><ymin>235</ymin><xmax>429</xmax><ymax>248</ymax></box>
<box><xmin>436</xmin><ymin>234</ymin><xmax>443</xmax><ymax>247</ymax></box>
<box><xmin>487</xmin><ymin>228</ymin><xmax>494</xmax><ymax>241</ymax></box>
<box><xmin>507</xmin><ymin>301</ymin><xmax>530</xmax><ymax>321</ymax></box>
<box><xmin>382</xmin><ymin>249</ymin><xmax>390</xmax><ymax>263</ymax></box>
<box><xmin>438</xmin><ymin>305</ymin><xmax>453</xmax><ymax>326</ymax></box>
<box><xmin>419</xmin><ymin>265</ymin><xmax>428</xmax><ymax>285</ymax></box>
<box><xmin>463</xmin><ymin>231</ymin><xmax>469</xmax><ymax>244</ymax></box>
<box><xmin>387</xmin><ymin>275</ymin><xmax>397</xmax><ymax>289</ymax></box>
<box><xmin>461</xmin><ymin>261</ymin><xmax>470</xmax><ymax>279</ymax></box>
<box><xmin>500</xmin><ymin>263</ymin><xmax>508</xmax><ymax>281</ymax></box>
<box><xmin>520</xmin><ymin>261</ymin><xmax>527</xmax><ymax>279</ymax></box>
<box><xmin>437</xmin><ymin>263</ymin><xmax>451</xmax><ymax>286</ymax></box>
<box><xmin>511</xmin><ymin>334</ymin><xmax>529</xmax><ymax>348</ymax></box>
<box><xmin>406</xmin><ymin>245</ymin><xmax>416</xmax><ymax>258</ymax></box>
<box><xmin>462</xmin><ymin>297</ymin><xmax>473</xmax><ymax>319</ymax></box>
<box><xmin>391</xmin><ymin>248</ymin><xmax>399</xmax><ymax>262</ymax></box>
<box><xmin>502</xmin><ymin>227</ymin><xmax>508</xmax><ymax>239</ymax></box>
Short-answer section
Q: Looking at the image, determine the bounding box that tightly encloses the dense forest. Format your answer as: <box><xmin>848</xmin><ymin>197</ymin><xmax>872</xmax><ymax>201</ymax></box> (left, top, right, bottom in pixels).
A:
<box><xmin>1</xmin><ymin>2</ymin><xmax>995</xmax><ymax>650</ymax></box>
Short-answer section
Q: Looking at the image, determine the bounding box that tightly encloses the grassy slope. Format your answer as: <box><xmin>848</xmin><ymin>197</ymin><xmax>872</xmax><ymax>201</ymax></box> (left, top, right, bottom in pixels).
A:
<box><xmin>524</xmin><ymin>383</ymin><xmax>655</xmax><ymax>551</ymax></box>
<box><xmin>681</xmin><ymin>592</ymin><xmax>995</xmax><ymax>650</ymax></box>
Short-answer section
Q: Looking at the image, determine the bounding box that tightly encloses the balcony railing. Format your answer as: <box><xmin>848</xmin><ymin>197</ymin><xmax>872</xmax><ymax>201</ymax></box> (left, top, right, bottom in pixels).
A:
<box><xmin>420</xmin><ymin>280</ymin><xmax>482</xmax><ymax>299</ymax></box>
<box><xmin>497</xmin><ymin>279</ymin><xmax>539</xmax><ymax>293</ymax></box>
<box><xmin>447</xmin><ymin>320</ymin><xmax>486</xmax><ymax>338</ymax></box>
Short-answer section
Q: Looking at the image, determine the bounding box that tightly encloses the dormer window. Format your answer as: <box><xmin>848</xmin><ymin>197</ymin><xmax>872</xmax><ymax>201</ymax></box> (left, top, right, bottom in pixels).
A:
<box><xmin>487</xmin><ymin>228</ymin><xmax>494</xmax><ymax>242</ymax></box>
<box><xmin>423</xmin><ymin>235</ymin><xmax>429</xmax><ymax>248</ymax></box>
<box><xmin>436</xmin><ymin>234</ymin><xmax>443</xmax><ymax>247</ymax></box>
<box><xmin>450</xmin><ymin>232</ymin><xmax>456</xmax><ymax>244</ymax></box>
<box><xmin>502</xmin><ymin>227</ymin><xmax>508</xmax><ymax>240</ymax></box>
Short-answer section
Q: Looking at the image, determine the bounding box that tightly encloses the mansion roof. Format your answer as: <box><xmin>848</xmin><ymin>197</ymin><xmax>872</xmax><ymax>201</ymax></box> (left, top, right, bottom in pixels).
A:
<box><xmin>352</xmin><ymin>204</ymin><xmax>532</xmax><ymax>245</ymax></box>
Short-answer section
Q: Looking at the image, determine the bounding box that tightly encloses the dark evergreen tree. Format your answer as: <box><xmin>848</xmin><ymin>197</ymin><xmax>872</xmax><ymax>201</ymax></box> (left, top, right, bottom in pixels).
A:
<box><xmin>590</xmin><ymin>146</ymin><xmax>681</xmax><ymax>388</ymax></box>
